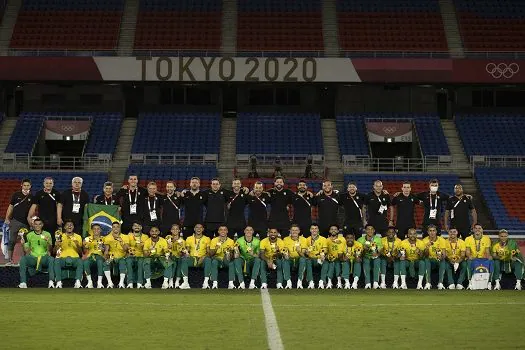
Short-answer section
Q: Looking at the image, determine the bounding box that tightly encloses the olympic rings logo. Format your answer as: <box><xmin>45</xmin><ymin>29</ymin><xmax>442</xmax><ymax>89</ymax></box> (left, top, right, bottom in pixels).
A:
<box><xmin>485</xmin><ymin>63</ymin><xmax>520</xmax><ymax>79</ymax></box>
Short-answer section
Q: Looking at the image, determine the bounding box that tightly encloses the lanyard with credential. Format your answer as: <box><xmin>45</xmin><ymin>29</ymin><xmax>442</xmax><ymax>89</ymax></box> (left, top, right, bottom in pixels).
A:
<box><xmin>129</xmin><ymin>190</ymin><xmax>137</xmax><ymax>204</ymax></box>
<box><xmin>13</xmin><ymin>194</ymin><xmax>29</xmax><ymax>208</ymax></box>
<box><xmin>147</xmin><ymin>197</ymin><xmax>156</xmax><ymax>212</ymax></box>
<box><xmin>429</xmin><ymin>194</ymin><xmax>438</xmax><ymax>209</ymax></box>
<box><xmin>255</xmin><ymin>195</ymin><xmax>267</xmax><ymax>208</ymax></box>
<box><xmin>167</xmin><ymin>194</ymin><xmax>179</xmax><ymax>210</ymax></box>
<box><xmin>350</xmin><ymin>194</ymin><xmax>362</xmax><ymax>217</ymax></box>
<box><xmin>72</xmin><ymin>193</ymin><xmax>80</xmax><ymax>204</ymax></box>
<box><xmin>298</xmin><ymin>193</ymin><xmax>311</xmax><ymax>207</ymax></box>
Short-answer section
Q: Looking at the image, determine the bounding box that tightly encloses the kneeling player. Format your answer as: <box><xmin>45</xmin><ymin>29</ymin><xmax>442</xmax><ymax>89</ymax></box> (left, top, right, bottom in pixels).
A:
<box><xmin>282</xmin><ymin>224</ymin><xmax>307</xmax><ymax>289</ymax></box>
<box><xmin>209</xmin><ymin>226</ymin><xmax>238</xmax><ymax>289</ymax></box>
<box><xmin>180</xmin><ymin>224</ymin><xmax>212</xmax><ymax>289</ymax></box>
<box><xmin>259</xmin><ymin>228</ymin><xmax>285</xmax><ymax>289</ymax></box>
<box><xmin>166</xmin><ymin>224</ymin><xmax>185</xmax><ymax>288</ymax></box>
<box><xmin>444</xmin><ymin>227</ymin><xmax>467</xmax><ymax>289</ymax></box>
<box><xmin>18</xmin><ymin>218</ymin><xmax>55</xmax><ymax>288</ymax></box>
<box><xmin>491</xmin><ymin>229</ymin><xmax>523</xmax><ymax>290</ymax></box>
<box><xmin>326</xmin><ymin>225</ymin><xmax>346</xmax><ymax>289</ymax></box>
<box><xmin>126</xmin><ymin>222</ymin><xmax>148</xmax><ymax>288</ymax></box>
<box><xmin>143</xmin><ymin>226</ymin><xmax>172</xmax><ymax>289</ymax></box>
<box><xmin>342</xmin><ymin>233</ymin><xmax>363</xmax><ymax>289</ymax></box>
<box><xmin>422</xmin><ymin>225</ymin><xmax>447</xmax><ymax>290</ymax></box>
<box><xmin>83</xmin><ymin>224</ymin><xmax>105</xmax><ymax>288</ymax></box>
<box><xmin>54</xmin><ymin>220</ymin><xmax>83</xmax><ymax>289</ymax></box>
<box><xmin>399</xmin><ymin>228</ymin><xmax>426</xmax><ymax>289</ymax></box>
<box><xmin>381</xmin><ymin>227</ymin><xmax>402</xmax><ymax>289</ymax></box>
<box><xmin>357</xmin><ymin>225</ymin><xmax>382</xmax><ymax>289</ymax></box>
<box><xmin>305</xmin><ymin>224</ymin><xmax>328</xmax><ymax>289</ymax></box>
<box><xmin>235</xmin><ymin>226</ymin><xmax>262</xmax><ymax>289</ymax></box>
<box><xmin>103</xmin><ymin>222</ymin><xmax>130</xmax><ymax>288</ymax></box>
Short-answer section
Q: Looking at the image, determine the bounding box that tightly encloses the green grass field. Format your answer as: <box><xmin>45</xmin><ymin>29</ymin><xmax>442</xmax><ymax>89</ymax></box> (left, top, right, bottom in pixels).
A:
<box><xmin>1</xmin><ymin>289</ymin><xmax>524</xmax><ymax>349</ymax></box>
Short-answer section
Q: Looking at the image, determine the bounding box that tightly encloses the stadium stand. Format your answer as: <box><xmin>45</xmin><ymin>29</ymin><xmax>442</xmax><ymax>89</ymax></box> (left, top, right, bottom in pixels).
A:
<box><xmin>9</xmin><ymin>0</ymin><xmax>124</xmax><ymax>52</ymax></box>
<box><xmin>83</xmin><ymin>113</ymin><xmax>122</xmax><ymax>156</ymax></box>
<box><xmin>0</xmin><ymin>1</ymin><xmax>5</xmax><ymax>25</ymax></box>
<box><xmin>4</xmin><ymin>113</ymin><xmax>43</xmax><ymax>154</ymax></box>
<box><xmin>455</xmin><ymin>114</ymin><xmax>525</xmax><ymax>157</ymax></box>
<box><xmin>126</xmin><ymin>164</ymin><xmax>218</xmax><ymax>187</ymax></box>
<box><xmin>236</xmin><ymin>113</ymin><xmax>324</xmax><ymax>156</ymax></box>
<box><xmin>337</xmin><ymin>0</ymin><xmax>449</xmax><ymax>56</ymax></box>
<box><xmin>336</xmin><ymin>115</ymin><xmax>370</xmax><ymax>157</ymax></box>
<box><xmin>237</xmin><ymin>0</ymin><xmax>323</xmax><ymax>55</ymax></box>
<box><xmin>413</xmin><ymin>116</ymin><xmax>450</xmax><ymax>156</ymax></box>
<box><xmin>475</xmin><ymin>168</ymin><xmax>525</xmax><ymax>230</ymax></box>
<box><xmin>134</xmin><ymin>0</ymin><xmax>222</xmax><ymax>55</ymax></box>
<box><xmin>455</xmin><ymin>0</ymin><xmax>525</xmax><ymax>53</ymax></box>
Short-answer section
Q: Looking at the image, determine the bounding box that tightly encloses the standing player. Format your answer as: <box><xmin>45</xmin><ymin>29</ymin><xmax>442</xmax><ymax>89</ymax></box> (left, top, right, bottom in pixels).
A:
<box><xmin>281</xmin><ymin>224</ymin><xmax>307</xmax><ymax>289</ymax></box>
<box><xmin>247</xmin><ymin>182</ymin><xmax>271</xmax><ymax>238</ymax></box>
<box><xmin>180</xmin><ymin>177</ymin><xmax>206</xmax><ymax>237</ymax></box>
<box><xmin>357</xmin><ymin>224</ymin><xmax>382</xmax><ymax>289</ymax></box>
<box><xmin>444</xmin><ymin>227</ymin><xmax>467</xmax><ymax>290</ymax></box>
<box><xmin>28</xmin><ymin>177</ymin><xmax>60</xmax><ymax>245</ymax></box>
<box><xmin>390</xmin><ymin>182</ymin><xmax>421</xmax><ymax>239</ymax></box>
<box><xmin>226</xmin><ymin>179</ymin><xmax>248</xmax><ymax>239</ymax></box>
<box><xmin>208</xmin><ymin>226</ymin><xmax>237</xmax><ymax>289</ymax></box>
<box><xmin>235</xmin><ymin>226</ymin><xmax>261</xmax><ymax>289</ymax></box>
<box><xmin>465</xmin><ymin>224</ymin><xmax>492</xmax><ymax>290</ymax></box>
<box><xmin>363</xmin><ymin>180</ymin><xmax>390</xmax><ymax>237</ymax></box>
<box><xmin>117</xmin><ymin>174</ymin><xmax>147</xmax><ymax>235</ymax></box>
<box><xmin>142</xmin><ymin>182</ymin><xmax>163</xmax><ymax>234</ymax></box>
<box><xmin>53</xmin><ymin>220</ymin><xmax>83</xmax><ymax>289</ymax></box>
<box><xmin>292</xmin><ymin>180</ymin><xmax>315</xmax><ymax>236</ymax></box>
<box><xmin>422</xmin><ymin>225</ymin><xmax>447</xmax><ymax>290</ymax></box>
<box><xmin>103</xmin><ymin>222</ymin><xmax>130</xmax><ymax>289</ymax></box>
<box><xmin>416</xmin><ymin>179</ymin><xmax>450</xmax><ymax>236</ymax></box>
<box><xmin>5</xmin><ymin>178</ymin><xmax>33</xmax><ymax>265</ymax></box>
<box><xmin>143</xmin><ymin>226</ymin><xmax>172</xmax><ymax>289</ymax></box>
<box><xmin>18</xmin><ymin>218</ymin><xmax>55</xmax><ymax>288</ymax></box>
<box><xmin>259</xmin><ymin>228</ymin><xmax>285</xmax><ymax>289</ymax></box>
<box><xmin>340</xmin><ymin>182</ymin><xmax>366</xmax><ymax>236</ymax></box>
<box><xmin>491</xmin><ymin>229</ymin><xmax>523</xmax><ymax>290</ymax></box>
<box><xmin>380</xmin><ymin>226</ymin><xmax>403</xmax><ymax>289</ymax></box>
<box><xmin>166</xmin><ymin>224</ymin><xmax>186</xmax><ymax>288</ymax></box>
<box><xmin>161</xmin><ymin>181</ymin><xmax>182</xmax><ymax>236</ymax></box>
<box><xmin>315</xmin><ymin>180</ymin><xmax>340</xmax><ymax>237</ymax></box>
<box><xmin>267</xmin><ymin>176</ymin><xmax>294</xmax><ymax>236</ymax></box>
<box><xmin>180</xmin><ymin>224</ymin><xmax>212</xmax><ymax>289</ymax></box>
<box><xmin>399</xmin><ymin>228</ymin><xmax>426</xmax><ymax>289</ymax></box>
<box><xmin>203</xmin><ymin>179</ymin><xmax>230</xmax><ymax>237</ymax></box>
<box><xmin>57</xmin><ymin>177</ymin><xmax>90</xmax><ymax>233</ymax></box>
<box><xmin>126</xmin><ymin>222</ymin><xmax>148</xmax><ymax>288</ymax></box>
<box><xmin>305</xmin><ymin>224</ymin><xmax>328</xmax><ymax>289</ymax></box>
<box><xmin>445</xmin><ymin>184</ymin><xmax>477</xmax><ymax>240</ymax></box>
<box><xmin>326</xmin><ymin>225</ymin><xmax>347</xmax><ymax>289</ymax></box>
<box><xmin>94</xmin><ymin>181</ymin><xmax>118</xmax><ymax>205</ymax></box>
<box><xmin>342</xmin><ymin>232</ymin><xmax>363</xmax><ymax>289</ymax></box>
<box><xmin>83</xmin><ymin>223</ymin><xmax>106</xmax><ymax>288</ymax></box>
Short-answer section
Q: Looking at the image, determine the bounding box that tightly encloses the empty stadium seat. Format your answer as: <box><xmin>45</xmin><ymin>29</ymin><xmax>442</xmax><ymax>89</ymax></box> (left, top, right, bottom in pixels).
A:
<box><xmin>456</xmin><ymin>114</ymin><xmax>525</xmax><ymax>156</ymax></box>
<box><xmin>126</xmin><ymin>164</ymin><xmax>217</xmax><ymax>190</ymax></box>
<box><xmin>5</xmin><ymin>114</ymin><xmax>44</xmax><ymax>154</ymax></box>
<box><xmin>337</xmin><ymin>0</ymin><xmax>449</xmax><ymax>56</ymax></box>
<box><xmin>475</xmin><ymin>168</ymin><xmax>525</xmax><ymax>230</ymax></box>
<box><xmin>236</xmin><ymin>113</ymin><xmax>323</xmax><ymax>156</ymax></box>
<box><xmin>336</xmin><ymin>115</ymin><xmax>370</xmax><ymax>157</ymax></box>
<box><xmin>237</xmin><ymin>0</ymin><xmax>323</xmax><ymax>54</ymax></box>
<box><xmin>134</xmin><ymin>0</ymin><xmax>222</xmax><ymax>54</ymax></box>
<box><xmin>9</xmin><ymin>0</ymin><xmax>124</xmax><ymax>52</ymax></box>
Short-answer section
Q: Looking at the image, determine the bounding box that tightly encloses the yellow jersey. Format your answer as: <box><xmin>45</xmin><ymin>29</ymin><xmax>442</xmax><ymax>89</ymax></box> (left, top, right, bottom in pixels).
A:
<box><xmin>127</xmin><ymin>233</ymin><xmax>149</xmax><ymax>257</ymax></box>
<box><xmin>143</xmin><ymin>237</ymin><xmax>169</xmax><ymax>258</ymax></box>
<box><xmin>326</xmin><ymin>236</ymin><xmax>347</xmax><ymax>261</ymax></box>
<box><xmin>422</xmin><ymin>236</ymin><xmax>447</xmax><ymax>260</ymax></box>
<box><xmin>465</xmin><ymin>235</ymin><xmax>492</xmax><ymax>259</ymax></box>
<box><xmin>444</xmin><ymin>239</ymin><xmax>466</xmax><ymax>262</ymax></box>
<box><xmin>305</xmin><ymin>236</ymin><xmax>328</xmax><ymax>259</ymax></box>
<box><xmin>166</xmin><ymin>236</ymin><xmax>186</xmax><ymax>258</ymax></box>
<box><xmin>59</xmin><ymin>233</ymin><xmax>82</xmax><ymax>258</ymax></box>
<box><xmin>381</xmin><ymin>237</ymin><xmax>403</xmax><ymax>258</ymax></box>
<box><xmin>103</xmin><ymin>234</ymin><xmax>130</xmax><ymax>259</ymax></box>
<box><xmin>260</xmin><ymin>238</ymin><xmax>285</xmax><ymax>261</ymax></box>
<box><xmin>282</xmin><ymin>236</ymin><xmax>307</xmax><ymax>259</ymax></box>
<box><xmin>345</xmin><ymin>241</ymin><xmax>364</xmax><ymax>261</ymax></box>
<box><xmin>185</xmin><ymin>235</ymin><xmax>211</xmax><ymax>258</ymax></box>
<box><xmin>84</xmin><ymin>236</ymin><xmax>105</xmax><ymax>257</ymax></box>
<box><xmin>400</xmin><ymin>239</ymin><xmax>426</xmax><ymax>261</ymax></box>
<box><xmin>210</xmin><ymin>237</ymin><xmax>235</xmax><ymax>260</ymax></box>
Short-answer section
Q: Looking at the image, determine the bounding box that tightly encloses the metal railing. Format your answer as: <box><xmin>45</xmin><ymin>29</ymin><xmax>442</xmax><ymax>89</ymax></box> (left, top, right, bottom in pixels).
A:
<box><xmin>129</xmin><ymin>153</ymin><xmax>218</xmax><ymax>165</ymax></box>
<box><xmin>342</xmin><ymin>156</ymin><xmax>471</xmax><ymax>173</ymax></box>
<box><xmin>1</xmin><ymin>156</ymin><xmax>111</xmax><ymax>170</ymax></box>
<box><xmin>471</xmin><ymin>156</ymin><xmax>525</xmax><ymax>169</ymax></box>
<box><xmin>236</xmin><ymin>154</ymin><xmax>325</xmax><ymax>166</ymax></box>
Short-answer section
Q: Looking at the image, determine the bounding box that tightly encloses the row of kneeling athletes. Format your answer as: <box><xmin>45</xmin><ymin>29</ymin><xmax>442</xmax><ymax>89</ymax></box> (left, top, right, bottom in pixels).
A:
<box><xmin>17</xmin><ymin>218</ymin><xmax>523</xmax><ymax>290</ymax></box>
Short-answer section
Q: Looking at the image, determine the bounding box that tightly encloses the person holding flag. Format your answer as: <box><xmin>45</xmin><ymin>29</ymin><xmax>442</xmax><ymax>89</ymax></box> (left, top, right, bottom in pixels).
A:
<box><xmin>465</xmin><ymin>224</ymin><xmax>492</xmax><ymax>290</ymax></box>
<box><xmin>234</xmin><ymin>226</ymin><xmax>262</xmax><ymax>290</ymax></box>
<box><xmin>357</xmin><ymin>224</ymin><xmax>382</xmax><ymax>289</ymax></box>
<box><xmin>491</xmin><ymin>229</ymin><xmax>523</xmax><ymax>290</ymax></box>
<box><xmin>342</xmin><ymin>232</ymin><xmax>363</xmax><ymax>289</ymax></box>
<box><xmin>18</xmin><ymin>218</ymin><xmax>55</xmax><ymax>288</ymax></box>
<box><xmin>208</xmin><ymin>226</ymin><xmax>238</xmax><ymax>289</ymax></box>
<box><xmin>380</xmin><ymin>226</ymin><xmax>403</xmax><ymax>289</ymax></box>
<box><xmin>53</xmin><ymin>219</ymin><xmax>83</xmax><ymax>289</ymax></box>
<box><xmin>143</xmin><ymin>226</ymin><xmax>172</xmax><ymax>289</ymax></box>
<box><xmin>326</xmin><ymin>225</ymin><xmax>347</xmax><ymax>289</ymax></box>
<box><xmin>259</xmin><ymin>228</ymin><xmax>285</xmax><ymax>289</ymax></box>
<box><xmin>422</xmin><ymin>225</ymin><xmax>448</xmax><ymax>290</ymax></box>
<box><xmin>180</xmin><ymin>224</ymin><xmax>212</xmax><ymax>289</ymax></box>
<box><xmin>444</xmin><ymin>227</ymin><xmax>467</xmax><ymax>289</ymax></box>
<box><xmin>281</xmin><ymin>224</ymin><xmax>307</xmax><ymax>289</ymax></box>
<box><xmin>399</xmin><ymin>228</ymin><xmax>426</xmax><ymax>289</ymax></box>
<box><xmin>166</xmin><ymin>224</ymin><xmax>186</xmax><ymax>288</ymax></box>
<box><xmin>103</xmin><ymin>222</ymin><xmax>130</xmax><ymax>289</ymax></box>
<box><xmin>83</xmin><ymin>223</ymin><xmax>106</xmax><ymax>288</ymax></box>
<box><xmin>305</xmin><ymin>224</ymin><xmax>328</xmax><ymax>289</ymax></box>
<box><xmin>126</xmin><ymin>222</ymin><xmax>148</xmax><ymax>288</ymax></box>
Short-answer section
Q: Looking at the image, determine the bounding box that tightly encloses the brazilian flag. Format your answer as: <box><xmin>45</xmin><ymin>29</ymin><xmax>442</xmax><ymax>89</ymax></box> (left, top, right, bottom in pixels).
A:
<box><xmin>82</xmin><ymin>203</ymin><xmax>120</xmax><ymax>238</ymax></box>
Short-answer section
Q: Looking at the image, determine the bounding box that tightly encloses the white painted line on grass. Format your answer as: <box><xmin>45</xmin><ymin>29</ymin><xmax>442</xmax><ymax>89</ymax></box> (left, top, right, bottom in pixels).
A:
<box><xmin>260</xmin><ymin>289</ymin><xmax>284</xmax><ymax>350</ymax></box>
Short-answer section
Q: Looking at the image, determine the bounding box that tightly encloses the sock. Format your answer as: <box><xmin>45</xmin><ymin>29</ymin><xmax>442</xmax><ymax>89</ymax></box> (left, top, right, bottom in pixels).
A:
<box><xmin>517</xmin><ymin>280</ymin><xmax>522</xmax><ymax>286</ymax></box>
<box><xmin>344</xmin><ymin>278</ymin><xmax>350</xmax><ymax>284</ymax></box>
<box><xmin>146</xmin><ymin>278</ymin><xmax>151</xmax><ymax>284</ymax></box>
<box><xmin>104</xmin><ymin>271</ymin><xmax>112</xmax><ymax>284</ymax></box>
<box><xmin>119</xmin><ymin>273</ymin><xmax>126</xmax><ymax>284</ymax></box>
<box><xmin>169</xmin><ymin>278</ymin><xmax>173</xmax><ymax>283</ymax></box>
<box><xmin>250</xmin><ymin>279</ymin><xmax>255</xmax><ymax>284</ymax></box>
<box><xmin>337</xmin><ymin>277</ymin><xmax>341</xmax><ymax>284</ymax></box>
<box><xmin>418</xmin><ymin>275</ymin><xmax>424</xmax><ymax>284</ymax></box>
<box><xmin>393</xmin><ymin>275</ymin><xmax>399</xmax><ymax>284</ymax></box>
<box><xmin>495</xmin><ymin>279</ymin><xmax>500</xmax><ymax>283</ymax></box>
<box><xmin>353</xmin><ymin>276</ymin><xmax>359</xmax><ymax>283</ymax></box>
<box><xmin>86</xmin><ymin>275</ymin><xmax>93</xmax><ymax>283</ymax></box>
<box><xmin>381</xmin><ymin>274</ymin><xmax>386</xmax><ymax>284</ymax></box>
<box><xmin>401</xmin><ymin>275</ymin><xmax>406</xmax><ymax>284</ymax></box>
<box><xmin>204</xmin><ymin>277</ymin><xmax>209</xmax><ymax>283</ymax></box>
<box><xmin>183</xmin><ymin>276</ymin><xmax>188</xmax><ymax>283</ymax></box>
<box><xmin>163</xmin><ymin>277</ymin><xmax>169</xmax><ymax>284</ymax></box>
<box><xmin>175</xmin><ymin>277</ymin><xmax>180</xmax><ymax>284</ymax></box>
<box><xmin>97</xmin><ymin>276</ymin><xmax>103</xmax><ymax>285</ymax></box>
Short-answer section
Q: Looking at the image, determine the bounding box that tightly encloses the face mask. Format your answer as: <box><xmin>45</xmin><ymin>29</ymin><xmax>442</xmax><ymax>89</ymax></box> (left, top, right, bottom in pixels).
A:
<box><xmin>430</xmin><ymin>186</ymin><xmax>438</xmax><ymax>193</ymax></box>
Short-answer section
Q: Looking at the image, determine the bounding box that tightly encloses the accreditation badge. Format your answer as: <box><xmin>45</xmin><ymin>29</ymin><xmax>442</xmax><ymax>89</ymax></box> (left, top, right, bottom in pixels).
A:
<box><xmin>150</xmin><ymin>210</ymin><xmax>157</xmax><ymax>221</ymax></box>
<box><xmin>72</xmin><ymin>203</ymin><xmax>81</xmax><ymax>213</ymax></box>
<box><xmin>130</xmin><ymin>204</ymin><xmax>137</xmax><ymax>214</ymax></box>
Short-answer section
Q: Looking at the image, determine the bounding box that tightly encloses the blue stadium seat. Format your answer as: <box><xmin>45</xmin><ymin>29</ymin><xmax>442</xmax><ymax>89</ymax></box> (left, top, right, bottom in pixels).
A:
<box><xmin>126</xmin><ymin>164</ymin><xmax>218</xmax><ymax>181</ymax></box>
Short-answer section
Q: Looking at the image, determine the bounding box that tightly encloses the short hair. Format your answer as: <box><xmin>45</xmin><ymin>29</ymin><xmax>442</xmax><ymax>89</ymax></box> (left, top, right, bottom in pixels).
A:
<box><xmin>387</xmin><ymin>226</ymin><xmax>397</xmax><ymax>231</ymax></box>
<box><xmin>329</xmin><ymin>224</ymin><xmax>339</xmax><ymax>230</ymax></box>
<box><xmin>104</xmin><ymin>181</ymin><xmax>113</xmax><ymax>187</ymax></box>
<box><xmin>91</xmin><ymin>223</ymin><xmax>101</xmax><ymax>229</ymax></box>
<box><xmin>190</xmin><ymin>177</ymin><xmax>200</xmax><ymax>181</ymax></box>
<box><xmin>171</xmin><ymin>223</ymin><xmax>180</xmax><ymax>229</ymax></box>
<box><xmin>33</xmin><ymin>217</ymin><xmax>43</xmax><ymax>224</ymax></box>
<box><xmin>254</xmin><ymin>181</ymin><xmax>263</xmax><ymax>187</ymax></box>
<box><xmin>63</xmin><ymin>219</ymin><xmax>74</xmax><ymax>226</ymax></box>
<box><xmin>128</xmin><ymin>174</ymin><xmax>138</xmax><ymax>179</ymax></box>
<box><xmin>112</xmin><ymin>221</ymin><xmax>120</xmax><ymax>226</ymax></box>
<box><xmin>147</xmin><ymin>181</ymin><xmax>157</xmax><ymax>187</ymax></box>
<box><xmin>43</xmin><ymin>177</ymin><xmax>54</xmax><ymax>183</ymax></box>
<box><xmin>268</xmin><ymin>227</ymin><xmax>279</xmax><ymax>233</ymax></box>
<box><xmin>211</xmin><ymin>178</ymin><xmax>220</xmax><ymax>183</ymax></box>
<box><xmin>429</xmin><ymin>178</ymin><xmax>439</xmax><ymax>184</ymax></box>
<box><xmin>322</xmin><ymin>180</ymin><xmax>332</xmax><ymax>185</ymax></box>
<box><xmin>298</xmin><ymin>179</ymin><xmax>307</xmax><ymax>184</ymax></box>
<box><xmin>274</xmin><ymin>176</ymin><xmax>284</xmax><ymax>182</ymax></box>
<box><xmin>345</xmin><ymin>232</ymin><xmax>355</xmax><ymax>237</ymax></box>
<box><xmin>347</xmin><ymin>181</ymin><xmax>357</xmax><ymax>187</ymax></box>
<box><xmin>72</xmin><ymin>176</ymin><xmax>83</xmax><ymax>184</ymax></box>
<box><xmin>427</xmin><ymin>224</ymin><xmax>437</xmax><ymax>230</ymax></box>
<box><xmin>132</xmin><ymin>221</ymin><xmax>142</xmax><ymax>226</ymax></box>
<box><xmin>365</xmin><ymin>224</ymin><xmax>375</xmax><ymax>229</ymax></box>
<box><xmin>149</xmin><ymin>226</ymin><xmax>160</xmax><ymax>232</ymax></box>
<box><xmin>310</xmin><ymin>223</ymin><xmax>319</xmax><ymax>228</ymax></box>
<box><xmin>374</xmin><ymin>180</ymin><xmax>383</xmax><ymax>186</ymax></box>
<box><xmin>21</xmin><ymin>178</ymin><xmax>31</xmax><ymax>184</ymax></box>
<box><xmin>499</xmin><ymin>229</ymin><xmax>508</xmax><ymax>234</ymax></box>
<box><xmin>290</xmin><ymin>224</ymin><xmax>300</xmax><ymax>230</ymax></box>
<box><xmin>402</xmin><ymin>181</ymin><xmax>411</xmax><ymax>186</ymax></box>
<box><xmin>474</xmin><ymin>223</ymin><xmax>483</xmax><ymax>229</ymax></box>
<box><xmin>166</xmin><ymin>181</ymin><xmax>175</xmax><ymax>186</ymax></box>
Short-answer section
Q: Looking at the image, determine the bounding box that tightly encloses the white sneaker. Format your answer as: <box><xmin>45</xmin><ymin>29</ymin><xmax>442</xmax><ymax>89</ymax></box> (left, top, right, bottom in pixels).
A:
<box><xmin>351</xmin><ymin>281</ymin><xmax>359</xmax><ymax>289</ymax></box>
<box><xmin>424</xmin><ymin>283</ymin><xmax>432</xmax><ymax>290</ymax></box>
<box><xmin>239</xmin><ymin>282</ymin><xmax>246</xmax><ymax>290</ymax></box>
<box><xmin>180</xmin><ymin>282</ymin><xmax>191</xmax><ymax>289</ymax></box>
<box><xmin>336</xmin><ymin>281</ymin><xmax>343</xmax><ymax>289</ymax></box>
<box><xmin>437</xmin><ymin>283</ymin><xmax>444</xmax><ymax>290</ymax></box>
<box><xmin>448</xmin><ymin>284</ymin><xmax>456</xmax><ymax>290</ymax></box>
<box><xmin>248</xmin><ymin>281</ymin><xmax>256</xmax><ymax>290</ymax></box>
<box><xmin>86</xmin><ymin>281</ymin><xmax>93</xmax><ymax>289</ymax></box>
<box><xmin>168</xmin><ymin>280</ymin><xmax>174</xmax><ymax>289</ymax></box>
<box><xmin>373</xmin><ymin>282</ymin><xmax>379</xmax><ymax>289</ymax></box>
<box><xmin>276</xmin><ymin>283</ymin><xmax>283</xmax><ymax>289</ymax></box>
<box><xmin>127</xmin><ymin>283</ymin><xmax>133</xmax><ymax>289</ymax></box>
<box><xmin>202</xmin><ymin>281</ymin><xmax>209</xmax><ymax>289</ymax></box>
<box><xmin>48</xmin><ymin>281</ymin><xmax>54</xmax><ymax>289</ymax></box>
<box><xmin>416</xmin><ymin>282</ymin><xmax>423</xmax><ymax>290</ymax></box>
<box><xmin>365</xmin><ymin>283</ymin><xmax>371</xmax><ymax>289</ymax></box>
<box><xmin>18</xmin><ymin>282</ymin><xmax>28</xmax><ymax>289</ymax></box>
<box><xmin>515</xmin><ymin>281</ymin><xmax>522</xmax><ymax>290</ymax></box>
<box><xmin>325</xmin><ymin>280</ymin><xmax>332</xmax><ymax>289</ymax></box>
<box><xmin>380</xmin><ymin>282</ymin><xmax>387</xmax><ymax>289</ymax></box>
<box><xmin>136</xmin><ymin>283</ymin><xmax>143</xmax><ymax>289</ymax></box>
<box><xmin>400</xmin><ymin>283</ymin><xmax>408</xmax><ymax>290</ymax></box>
<box><xmin>494</xmin><ymin>281</ymin><xmax>501</xmax><ymax>290</ymax></box>
<box><xmin>261</xmin><ymin>283</ymin><xmax>268</xmax><ymax>289</ymax></box>
<box><xmin>487</xmin><ymin>282</ymin><xmax>492</xmax><ymax>290</ymax></box>
<box><xmin>285</xmin><ymin>280</ymin><xmax>292</xmax><ymax>289</ymax></box>
<box><xmin>212</xmin><ymin>281</ymin><xmax>218</xmax><ymax>289</ymax></box>
<box><xmin>228</xmin><ymin>281</ymin><xmax>236</xmax><ymax>289</ymax></box>
<box><xmin>55</xmin><ymin>281</ymin><xmax>63</xmax><ymax>289</ymax></box>
<box><xmin>318</xmin><ymin>280</ymin><xmax>325</xmax><ymax>289</ymax></box>
<box><xmin>297</xmin><ymin>280</ymin><xmax>303</xmax><ymax>289</ymax></box>
<box><xmin>97</xmin><ymin>283</ymin><xmax>104</xmax><ymax>289</ymax></box>
<box><xmin>392</xmin><ymin>281</ymin><xmax>399</xmax><ymax>289</ymax></box>
<box><xmin>344</xmin><ymin>281</ymin><xmax>351</xmax><ymax>289</ymax></box>
<box><xmin>107</xmin><ymin>283</ymin><xmax>114</xmax><ymax>289</ymax></box>
<box><xmin>174</xmin><ymin>280</ymin><xmax>180</xmax><ymax>289</ymax></box>
<box><xmin>307</xmin><ymin>281</ymin><xmax>315</xmax><ymax>289</ymax></box>
<box><xmin>118</xmin><ymin>283</ymin><xmax>126</xmax><ymax>289</ymax></box>
<box><xmin>467</xmin><ymin>283</ymin><xmax>473</xmax><ymax>290</ymax></box>
<box><xmin>456</xmin><ymin>284</ymin><xmax>464</xmax><ymax>290</ymax></box>
<box><xmin>145</xmin><ymin>281</ymin><xmax>152</xmax><ymax>289</ymax></box>
<box><xmin>161</xmin><ymin>281</ymin><xmax>169</xmax><ymax>290</ymax></box>
<box><xmin>74</xmin><ymin>280</ymin><xmax>82</xmax><ymax>289</ymax></box>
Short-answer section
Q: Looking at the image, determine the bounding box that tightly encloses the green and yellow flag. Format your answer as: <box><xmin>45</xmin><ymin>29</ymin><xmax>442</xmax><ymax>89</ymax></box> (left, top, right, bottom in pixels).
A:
<box><xmin>82</xmin><ymin>203</ymin><xmax>120</xmax><ymax>238</ymax></box>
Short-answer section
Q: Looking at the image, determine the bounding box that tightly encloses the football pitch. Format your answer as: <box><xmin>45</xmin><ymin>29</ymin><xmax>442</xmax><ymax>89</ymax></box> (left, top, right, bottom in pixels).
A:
<box><xmin>1</xmin><ymin>289</ymin><xmax>524</xmax><ymax>350</ymax></box>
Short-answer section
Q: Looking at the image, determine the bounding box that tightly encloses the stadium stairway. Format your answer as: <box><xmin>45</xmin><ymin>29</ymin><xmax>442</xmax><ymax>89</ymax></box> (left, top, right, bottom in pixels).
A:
<box><xmin>438</xmin><ymin>0</ymin><xmax>465</xmax><ymax>58</ymax></box>
<box><xmin>117</xmin><ymin>0</ymin><xmax>139</xmax><ymax>56</ymax></box>
<box><xmin>221</xmin><ymin>0</ymin><xmax>237</xmax><ymax>56</ymax></box>
<box><xmin>440</xmin><ymin>120</ymin><xmax>469</xmax><ymax>171</ymax></box>
<box><xmin>322</xmin><ymin>119</ymin><xmax>343</xmax><ymax>188</ymax></box>
<box><xmin>322</xmin><ymin>0</ymin><xmax>340</xmax><ymax>57</ymax></box>
<box><xmin>109</xmin><ymin>118</ymin><xmax>137</xmax><ymax>184</ymax></box>
<box><xmin>0</xmin><ymin>117</ymin><xmax>17</xmax><ymax>159</ymax></box>
<box><xmin>218</xmin><ymin>117</ymin><xmax>236</xmax><ymax>184</ymax></box>
<box><xmin>0</xmin><ymin>0</ymin><xmax>22</xmax><ymax>56</ymax></box>
<box><xmin>461</xmin><ymin>177</ymin><xmax>494</xmax><ymax>229</ymax></box>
